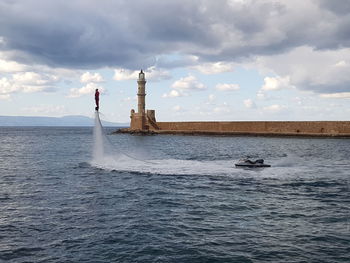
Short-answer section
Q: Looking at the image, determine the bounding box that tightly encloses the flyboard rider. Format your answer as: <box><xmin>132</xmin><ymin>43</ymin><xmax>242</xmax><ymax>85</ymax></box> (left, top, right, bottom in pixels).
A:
<box><xmin>95</xmin><ymin>89</ymin><xmax>100</xmax><ymax>111</ymax></box>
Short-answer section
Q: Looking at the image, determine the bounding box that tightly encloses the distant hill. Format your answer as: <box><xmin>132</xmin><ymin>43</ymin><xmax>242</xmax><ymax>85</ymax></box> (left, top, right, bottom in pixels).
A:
<box><xmin>0</xmin><ymin>115</ymin><xmax>129</xmax><ymax>127</ymax></box>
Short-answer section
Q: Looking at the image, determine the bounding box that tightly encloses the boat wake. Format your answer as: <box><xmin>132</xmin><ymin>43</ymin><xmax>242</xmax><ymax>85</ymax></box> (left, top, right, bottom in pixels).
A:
<box><xmin>91</xmin><ymin>112</ymin><xmax>303</xmax><ymax>177</ymax></box>
<box><xmin>91</xmin><ymin>112</ymin><xmax>241</xmax><ymax>175</ymax></box>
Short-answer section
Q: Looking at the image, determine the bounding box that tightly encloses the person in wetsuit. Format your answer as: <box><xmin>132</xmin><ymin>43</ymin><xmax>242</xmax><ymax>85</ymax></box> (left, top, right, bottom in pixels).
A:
<box><xmin>95</xmin><ymin>89</ymin><xmax>100</xmax><ymax>111</ymax></box>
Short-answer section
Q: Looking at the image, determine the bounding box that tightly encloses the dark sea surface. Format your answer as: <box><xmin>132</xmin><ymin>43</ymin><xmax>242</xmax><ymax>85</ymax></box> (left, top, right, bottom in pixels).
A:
<box><xmin>0</xmin><ymin>126</ymin><xmax>349</xmax><ymax>263</ymax></box>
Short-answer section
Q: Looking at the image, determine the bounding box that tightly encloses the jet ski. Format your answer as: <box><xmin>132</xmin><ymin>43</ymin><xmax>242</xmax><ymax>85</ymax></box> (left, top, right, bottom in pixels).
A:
<box><xmin>235</xmin><ymin>158</ymin><xmax>271</xmax><ymax>168</ymax></box>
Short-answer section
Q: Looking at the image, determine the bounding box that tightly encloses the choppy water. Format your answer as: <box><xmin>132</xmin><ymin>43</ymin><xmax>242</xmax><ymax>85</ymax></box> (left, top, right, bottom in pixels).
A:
<box><xmin>0</xmin><ymin>124</ymin><xmax>349</xmax><ymax>262</ymax></box>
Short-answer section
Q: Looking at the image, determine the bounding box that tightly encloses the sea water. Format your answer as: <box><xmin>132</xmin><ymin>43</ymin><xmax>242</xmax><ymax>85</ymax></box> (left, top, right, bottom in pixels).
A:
<box><xmin>0</xmin><ymin>118</ymin><xmax>349</xmax><ymax>262</ymax></box>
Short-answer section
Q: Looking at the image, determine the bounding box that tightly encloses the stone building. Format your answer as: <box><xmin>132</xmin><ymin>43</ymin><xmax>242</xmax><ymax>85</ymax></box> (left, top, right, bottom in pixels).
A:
<box><xmin>130</xmin><ymin>70</ymin><xmax>158</xmax><ymax>131</ymax></box>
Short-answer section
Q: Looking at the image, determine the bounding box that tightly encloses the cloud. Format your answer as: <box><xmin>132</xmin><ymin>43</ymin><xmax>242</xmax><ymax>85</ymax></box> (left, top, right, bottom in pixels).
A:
<box><xmin>172</xmin><ymin>105</ymin><xmax>182</xmax><ymax>112</ymax></box>
<box><xmin>12</xmin><ymin>72</ymin><xmax>58</xmax><ymax>86</ymax></box>
<box><xmin>334</xmin><ymin>61</ymin><xmax>347</xmax><ymax>67</ymax></box>
<box><xmin>145</xmin><ymin>66</ymin><xmax>171</xmax><ymax>81</ymax></box>
<box><xmin>114</xmin><ymin>69</ymin><xmax>138</xmax><ymax>81</ymax></box>
<box><xmin>0</xmin><ymin>58</ymin><xmax>27</xmax><ymax>73</ymax></box>
<box><xmin>0</xmin><ymin>52</ymin><xmax>78</xmax><ymax>79</ymax></box>
<box><xmin>162</xmin><ymin>89</ymin><xmax>187</xmax><ymax>98</ymax></box>
<box><xmin>0</xmin><ymin>71</ymin><xmax>58</xmax><ymax>98</ymax></box>
<box><xmin>192</xmin><ymin>62</ymin><xmax>235</xmax><ymax>74</ymax></box>
<box><xmin>256</xmin><ymin>90</ymin><xmax>266</xmax><ymax>100</ymax></box>
<box><xmin>80</xmin><ymin>72</ymin><xmax>104</xmax><ymax>83</ymax></box>
<box><xmin>317</xmin><ymin>0</ymin><xmax>350</xmax><ymax>16</ymax></box>
<box><xmin>156</xmin><ymin>55</ymin><xmax>198</xmax><ymax>69</ymax></box>
<box><xmin>1</xmin><ymin>0</ymin><xmax>350</xmax><ymax>97</ymax></box>
<box><xmin>244</xmin><ymin>99</ymin><xmax>256</xmax><ymax>109</ymax></box>
<box><xmin>122</xmin><ymin>96</ymin><xmax>136</xmax><ymax>102</ymax></box>
<box><xmin>171</xmin><ymin>75</ymin><xmax>205</xmax><ymax>91</ymax></box>
<box><xmin>1</xmin><ymin>0</ymin><xmax>349</xmax><ymax>70</ymax></box>
<box><xmin>261</xmin><ymin>76</ymin><xmax>292</xmax><ymax>91</ymax></box>
<box><xmin>0</xmin><ymin>77</ymin><xmax>17</xmax><ymax>94</ymax></box>
<box><xmin>163</xmin><ymin>75</ymin><xmax>205</xmax><ymax>97</ymax></box>
<box><xmin>262</xmin><ymin>104</ymin><xmax>287</xmax><ymax>113</ymax></box>
<box><xmin>114</xmin><ymin>67</ymin><xmax>171</xmax><ymax>81</ymax></box>
<box><xmin>0</xmin><ymin>94</ymin><xmax>11</xmax><ymax>100</ymax></box>
<box><xmin>12</xmin><ymin>72</ymin><xmax>58</xmax><ymax>93</ymax></box>
<box><xmin>320</xmin><ymin>92</ymin><xmax>350</xmax><ymax>99</ymax></box>
<box><xmin>213</xmin><ymin>102</ymin><xmax>231</xmax><ymax>114</ymax></box>
<box><xmin>215</xmin><ymin>83</ymin><xmax>240</xmax><ymax>91</ymax></box>
<box><xmin>68</xmin><ymin>83</ymin><xmax>105</xmax><ymax>98</ymax></box>
<box><xmin>255</xmin><ymin>46</ymin><xmax>350</xmax><ymax>94</ymax></box>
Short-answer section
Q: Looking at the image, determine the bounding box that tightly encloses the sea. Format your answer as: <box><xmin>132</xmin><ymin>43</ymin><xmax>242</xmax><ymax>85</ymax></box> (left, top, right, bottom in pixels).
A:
<box><xmin>0</xmin><ymin>114</ymin><xmax>349</xmax><ymax>263</ymax></box>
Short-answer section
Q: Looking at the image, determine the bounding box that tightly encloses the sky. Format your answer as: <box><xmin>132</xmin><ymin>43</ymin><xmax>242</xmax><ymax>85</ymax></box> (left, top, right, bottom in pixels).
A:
<box><xmin>0</xmin><ymin>0</ymin><xmax>349</xmax><ymax>123</ymax></box>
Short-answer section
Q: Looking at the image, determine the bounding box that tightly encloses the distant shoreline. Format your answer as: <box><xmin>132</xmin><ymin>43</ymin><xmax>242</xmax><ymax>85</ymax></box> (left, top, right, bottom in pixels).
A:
<box><xmin>0</xmin><ymin>115</ymin><xmax>127</xmax><ymax>127</ymax></box>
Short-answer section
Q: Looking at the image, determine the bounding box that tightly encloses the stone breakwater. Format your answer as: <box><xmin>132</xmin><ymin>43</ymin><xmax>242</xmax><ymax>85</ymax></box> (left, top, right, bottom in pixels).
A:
<box><xmin>116</xmin><ymin>121</ymin><xmax>350</xmax><ymax>137</ymax></box>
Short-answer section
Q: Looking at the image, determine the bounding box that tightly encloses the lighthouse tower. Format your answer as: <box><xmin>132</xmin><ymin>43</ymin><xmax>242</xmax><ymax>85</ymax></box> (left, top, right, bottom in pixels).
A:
<box><xmin>130</xmin><ymin>70</ymin><xmax>157</xmax><ymax>131</ymax></box>
<box><xmin>137</xmin><ymin>70</ymin><xmax>146</xmax><ymax>114</ymax></box>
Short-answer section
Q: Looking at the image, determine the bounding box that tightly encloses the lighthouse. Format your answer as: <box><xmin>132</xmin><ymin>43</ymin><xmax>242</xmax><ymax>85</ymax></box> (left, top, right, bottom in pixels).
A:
<box><xmin>130</xmin><ymin>70</ymin><xmax>157</xmax><ymax>131</ymax></box>
<box><xmin>137</xmin><ymin>70</ymin><xmax>146</xmax><ymax>114</ymax></box>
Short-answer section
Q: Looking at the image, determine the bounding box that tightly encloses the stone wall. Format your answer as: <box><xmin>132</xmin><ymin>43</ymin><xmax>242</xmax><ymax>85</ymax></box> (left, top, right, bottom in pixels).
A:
<box><xmin>154</xmin><ymin>121</ymin><xmax>350</xmax><ymax>136</ymax></box>
<box><xmin>130</xmin><ymin>112</ymin><xmax>145</xmax><ymax>130</ymax></box>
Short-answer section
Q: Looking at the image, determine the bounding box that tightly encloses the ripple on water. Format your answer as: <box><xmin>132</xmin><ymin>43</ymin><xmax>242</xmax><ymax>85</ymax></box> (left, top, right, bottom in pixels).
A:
<box><xmin>0</xmin><ymin>128</ymin><xmax>349</xmax><ymax>262</ymax></box>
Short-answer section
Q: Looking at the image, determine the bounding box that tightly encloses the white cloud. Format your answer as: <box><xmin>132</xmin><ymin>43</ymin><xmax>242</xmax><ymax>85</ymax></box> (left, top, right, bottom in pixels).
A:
<box><xmin>68</xmin><ymin>83</ymin><xmax>105</xmax><ymax>98</ymax></box>
<box><xmin>21</xmin><ymin>85</ymin><xmax>52</xmax><ymax>93</ymax></box>
<box><xmin>0</xmin><ymin>72</ymin><xmax>57</xmax><ymax>98</ymax></box>
<box><xmin>171</xmin><ymin>75</ymin><xmax>206</xmax><ymax>91</ymax></box>
<box><xmin>80</xmin><ymin>72</ymin><xmax>104</xmax><ymax>83</ymax></box>
<box><xmin>262</xmin><ymin>104</ymin><xmax>287</xmax><ymax>113</ymax></box>
<box><xmin>213</xmin><ymin>102</ymin><xmax>231</xmax><ymax>114</ymax></box>
<box><xmin>334</xmin><ymin>61</ymin><xmax>347</xmax><ymax>68</ymax></box>
<box><xmin>162</xmin><ymin>74</ymin><xmax>205</xmax><ymax>98</ymax></box>
<box><xmin>255</xmin><ymin>46</ymin><xmax>350</xmax><ymax>94</ymax></box>
<box><xmin>320</xmin><ymin>92</ymin><xmax>350</xmax><ymax>99</ymax></box>
<box><xmin>192</xmin><ymin>62</ymin><xmax>235</xmax><ymax>74</ymax></box>
<box><xmin>0</xmin><ymin>77</ymin><xmax>17</xmax><ymax>94</ymax></box>
<box><xmin>0</xmin><ymin>51</ymin><xmax>78</xmax><ymax>79</ymax></box>
<box><xmin>256</xmin><ymin>90</ymin><xmax>266</xmax><ymax>100</ymax></box>
<box><xmin>122</xmin><ymin>96</ymin><xmax>137</xmax><ymax>102</ymax></box>
<box><xmin>12</xmin><ymin>72</ymin><xmax>58</xmax><ymax>86</ymax></box>
<box><xmin>293</xmin><ymin>96</ymin><xmax>303</xmax><ymax>105</ymax></box>
<box><xmin>0</xmin><ymin>59</ymin><xmax>27</xmax><ymax>73</ymax></box>
<box><xmin>0</xmin><ymin>94</ymin><xmax>11</xmax><ymax>100</ymax></box>
<box><xmin>244</xmin><ymin>99</ymin><xmax>256</xmax><ymax>109</ymax></box>
<box><xmin>261</xmin><ymin>76</ymin><xmax>292</xmax><ymax>91</ymax></box>
<box><xmin>0</xmin><ymin>53</ymin><xmax>82</xmax><ymax>101</ymax></box>
<box><xmin>114</xmin><ymin>68</ymin><xmax>138</xmax><ymax>81</ymax></box>
<box><xmin>114</xmin><ymin>67</ymin><xmax>171</xmax><ymax>81</ymax></box>
<box><xmin>145</xmin><ymin>66</ymin><xmax>171</xmax><ymax>81</ymax></box>
<box><xmin>162</xmin><ymin>89</ymin><xmax>187</xmax><ymax>98</ymax></box>
<box><xmin>208</xmin><ymin>94</ymin><xmax>216</xmax><ymax>102</ymax></box>
<box><xmin>215</xmin><ymin>83</ymin><xmax>240</xmax><ymax>91</ymax></box>
<box><xmin>172</xmin><ymin>105</ymin><xmax>182</xmax><ymax>112</ymax></box>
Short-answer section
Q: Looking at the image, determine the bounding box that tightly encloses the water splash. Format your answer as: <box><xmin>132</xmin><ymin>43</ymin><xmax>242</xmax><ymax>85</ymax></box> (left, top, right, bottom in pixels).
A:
<box><xmin>93</xmin><ymin>112</ymin><xmax>104</xmax><ymax>162</ymax></box>
<box><xmin>93</xmin><ymin>112</ymin><xmax>146</xmax><ymax>165</ymax></box>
